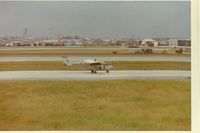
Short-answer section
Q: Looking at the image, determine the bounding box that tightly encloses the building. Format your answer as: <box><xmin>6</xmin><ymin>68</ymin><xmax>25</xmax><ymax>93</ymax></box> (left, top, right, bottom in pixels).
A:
<box><xmin>0</xmin><ymin>39</ymin><xmax>6</xmax><ymax>46</ymax></box>
<box><xmin>142</xmin><ymin>38</ymin><xmax>158</xmax><ymax>47</ymax></box>
<box><xmin>115</xmin><ymin>40</ymin><xmax>127</xmax><ymax>46</ymax></box>
<box><xmin>40</xmin><ymin>39</ymin><xmax>64</xmax><ymax>46</ymax></box>
<box><xmin>168</xmin><ymin>39</ymin><xmax>178</xmax><ymax>47</ymax></box>
<box><xmin>178</xmin><ymin>40</ymin><xmax>191</xmax><ymax>46</ymax></box>
<box><xmin>64</xmin><ymin>39</ymin><xmax>82</xmax><ymax>46</ymax></box>
<box><xmin>12</xmin><ymin>41</ymin><xmax>21</xmax><ymax>46</ymax></box>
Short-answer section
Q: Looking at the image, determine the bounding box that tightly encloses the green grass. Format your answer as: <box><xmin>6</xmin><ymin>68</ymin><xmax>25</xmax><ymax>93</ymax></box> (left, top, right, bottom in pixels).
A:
<box><xmin>110</xmin><ymin>61</ymin><xmax>191</xmax><ymax>70</ymax></box>
<box><xmin>0</xmin><ymin>61</ymin><xmax>191</xmax><ymax>71</ymax></box>
<box><xmin>0</xmin><ymin>80</ymin><xmax>191</xmax><ymax>130</ymax></box>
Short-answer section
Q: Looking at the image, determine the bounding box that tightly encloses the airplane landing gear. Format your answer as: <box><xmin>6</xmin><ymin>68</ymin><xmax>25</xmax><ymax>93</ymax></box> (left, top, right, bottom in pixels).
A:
<box><xmin>91</xmin><ymin>70</ymin><xmax>109</xmax><ymax>73</ymax></box>
<box><xmin>91</xmin><ymin>70</ymin><xmax>97</xmax><ymax>73</ymax></box>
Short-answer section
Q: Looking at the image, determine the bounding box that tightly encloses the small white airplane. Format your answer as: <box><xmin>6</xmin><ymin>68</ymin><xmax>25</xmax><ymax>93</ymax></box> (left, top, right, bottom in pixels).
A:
<box><xmin>62</xmin><ymin>57</ymin><xmax>112</xmax><ymax>73</ymax></box>
<box><xmin>84</xmin><ymin>59</ymin><xmax>112</xmax><ymax>73</ymax></box>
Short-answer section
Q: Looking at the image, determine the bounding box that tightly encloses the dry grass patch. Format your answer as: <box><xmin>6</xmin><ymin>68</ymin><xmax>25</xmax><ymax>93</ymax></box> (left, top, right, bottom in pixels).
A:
<box><xmin>0</xmin><ymin>80</ymin><xmax>191</xmax><ymax>130</ymax></box>
<box><xmin>0</xmin><ymin>61</ymin><xmax>191</xmax><ymax>71</ymax></box>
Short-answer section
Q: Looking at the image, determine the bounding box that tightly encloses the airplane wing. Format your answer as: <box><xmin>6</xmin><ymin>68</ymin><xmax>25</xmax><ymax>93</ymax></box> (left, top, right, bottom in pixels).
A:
<box><xmin>90</xmin><ymin>62</ymin><xmax>102</xmax><ymax>65</ymax></box>
<box><xmin>84</xmin><ymin>59</ymin><xmax>104</xmax><ymax>65</ymax></box>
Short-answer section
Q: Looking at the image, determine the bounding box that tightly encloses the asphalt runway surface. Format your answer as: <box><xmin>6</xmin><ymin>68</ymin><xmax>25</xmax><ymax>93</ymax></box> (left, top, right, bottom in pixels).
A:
<box><xmin>0</xmin><ymin>56</ymin><xmax>191</xmax><ymax>63</ymax></box>
<box><xmin>0</xmin><ymin>46</ymin><xmax>191</xmax><ymax>51</ymax></box>
<box><xmin>0</xmin><ymin>47</ymin><xmax>141</xmax><ymax>51</ymax></box>
<box><xmin>0</xmin><ymin>70</ymin><xmax>191</xmax><ymax>80</ymax></box>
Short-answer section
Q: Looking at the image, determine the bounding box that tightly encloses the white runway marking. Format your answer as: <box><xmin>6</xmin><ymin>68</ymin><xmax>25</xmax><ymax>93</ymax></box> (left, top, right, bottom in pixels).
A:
<box><xmin>0</xmin><ymin>70</ymin><xmax>191</xmax><ymax>80</ymax></box>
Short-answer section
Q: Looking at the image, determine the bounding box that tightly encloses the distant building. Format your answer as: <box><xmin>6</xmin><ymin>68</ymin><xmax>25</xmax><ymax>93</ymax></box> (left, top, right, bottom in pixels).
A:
<box><xmin>102</xmin><ymin>39</ymin><xmax>111</xmax><ymax>43</ymax></box>
<box><xmin>168</xmin><ymin>39</ymin><xmax>178</xmax><ymax>47</ymax></box>
<box><xmin>158</xmin><ymin>41</ymin><xmax>169</xmax><ymax>46</ymax></box>
<box><xmin>0</xmin><ymin>39</ymin><xmax>6</xmax><ymax>46</ymax></box>
<box><xmin>178</xmin><ymin>40</ymin><xmax>191</xmax><ymax>46</ymax></box>
<box><xmin>5</xmin><ymin>43</ymin><xmax>14</xmax><ymax>47</ymax></box>
<box><xmin>40</xmin><ymin>39</ymin><xmax>64</xmax><ymax>46</ymax></box>
<box><xmin>142</xmin><ymin>38</ymin><xmax>158</xmax><ymax>47</ymax></box>
<box><xmin>93</xmin><ymin>39</ymin><xmax>104</xmax><ymax>44</ymax></box>
<box><xmin>116</xmin><ymin>40</ymin><xmax>127</xmax><ymax>46</ymax></box>
<box><xmin>64</xmin><ymin>39</ymin><xmax>82</xmax><ymax>46</ymax></box>
<box><xmin>12</xmin><ymin>41</ymin><xmax>21</xmax><ymax>46</ymax></box>
<box><xmin>83</xmin><ymin>38</ymin><xmax>93</xmax><ymax>44</ymax></box>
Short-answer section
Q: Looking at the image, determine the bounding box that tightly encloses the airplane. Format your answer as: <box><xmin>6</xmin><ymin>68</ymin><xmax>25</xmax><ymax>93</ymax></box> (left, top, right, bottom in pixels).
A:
<box><xmin>84</xmin><ymin>59</ymin><xmax>112</xmax><ymax>73</ymax></box>
<box><xmin>62</xmin><ymin>57</ymin><xmax>112</xmax><ymax>73</ymax></box>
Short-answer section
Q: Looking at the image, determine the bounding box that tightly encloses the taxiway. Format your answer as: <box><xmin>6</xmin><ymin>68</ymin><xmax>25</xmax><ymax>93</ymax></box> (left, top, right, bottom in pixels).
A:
<box><xmin>0</xmin><ymin>56</ymin><xmax>191</xmax><ymax>63</ymax></box>
<box><xmin>0</xmin><ymin>70</ymin><xmax>191</xmax><ymax>80</ymax></box>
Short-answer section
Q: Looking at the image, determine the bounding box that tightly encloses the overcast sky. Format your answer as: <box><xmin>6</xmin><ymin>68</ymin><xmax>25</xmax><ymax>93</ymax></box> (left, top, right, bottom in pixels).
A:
<box><xmin>0</xmin><ymin>1</ymin><xmax>190</xmax><ymax>39</ymax></box>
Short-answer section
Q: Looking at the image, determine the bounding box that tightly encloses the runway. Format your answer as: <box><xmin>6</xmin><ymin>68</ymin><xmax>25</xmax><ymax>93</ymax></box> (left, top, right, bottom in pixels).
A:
<box><xmin>0</xmin><ymin>70</ymin><xmax>191</xmax><ymax>80</ymax></box>
<box><xmin>0</xmin><ymin>46</ymin><xmax>191</xmax><ymax>51</ymax></box>
<box><xmin>0</xmin><ymin>47</ymin><xmax>140</xmax><ymax>51</ymax></box>
<box><xmin>0</xmin><ymin>56</ymin><xmax>191</xmax><ymax>63</ymax></box>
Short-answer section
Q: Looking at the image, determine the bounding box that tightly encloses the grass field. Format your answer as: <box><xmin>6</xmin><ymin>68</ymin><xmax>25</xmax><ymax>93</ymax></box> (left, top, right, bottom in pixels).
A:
<box><xmin>0</xmin><ymin>80</ymin><xmax>191</xmax><ymax>130</ymax></box>
<box><xmin>0</xmin><ymin>49</ymin><xmax>190</xmax><ymax>56</ymax></box>
<box><xmin>110</xmin><ymin>61</ymin><xmax>190</xmax><ymax>70</ymax></box>
<box><xmin>0</xmin><ymin>61</ymin><xmax>191</xmax><ymax>71</ymax></box>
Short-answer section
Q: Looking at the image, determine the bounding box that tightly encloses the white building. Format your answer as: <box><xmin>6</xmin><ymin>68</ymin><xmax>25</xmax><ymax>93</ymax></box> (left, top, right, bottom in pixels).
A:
<box><xmin>5</xmin><ymin>43</ymin><xmax>14</xmax><ymax>47</ymax></box>
<box><xmin>64</xmin><ymin>39</ymin><xmax>82</xmax><ymax>46</ymax></box>
<box><xmin>168</xmin><ymin>39</ymin><xmax>178</xmax><ymax>47</ymax></box>
<box><xmin>142</xmin><ymin>38</ymin><xmax>158</xmax><ymax>47</ymax></box>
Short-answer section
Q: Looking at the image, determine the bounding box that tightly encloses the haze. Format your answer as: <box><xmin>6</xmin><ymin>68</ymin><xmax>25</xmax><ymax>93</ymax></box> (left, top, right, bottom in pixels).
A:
<box><xmin>0</xmin><ymin>1</ymin><xmax>190</xmax><ymax>39</ymax></box>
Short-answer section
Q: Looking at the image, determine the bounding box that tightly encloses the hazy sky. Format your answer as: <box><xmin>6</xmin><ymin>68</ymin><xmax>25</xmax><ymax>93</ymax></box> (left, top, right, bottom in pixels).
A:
<box><xmin>0</xmin><ymin>1</ymin><xmax>190</xmax><ymax>39</ymax></box>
